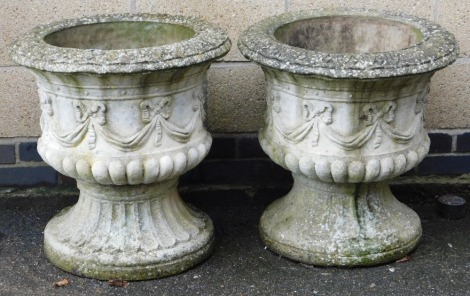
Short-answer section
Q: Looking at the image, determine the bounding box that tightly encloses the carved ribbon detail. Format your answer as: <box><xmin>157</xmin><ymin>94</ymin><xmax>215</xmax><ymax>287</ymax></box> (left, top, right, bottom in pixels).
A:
<box><xmin>192</xmin><ymin>92</ymin><xmax>206</xmax><ymax>121</ymax></box>
<box><xmin>273</xmin><ymin>101</ymin><xmax>333</xmax><ymax>146</ymax></box>
<box><xmin>74</xmin><ymin>101</ymin><xmax>107</xmax><ymax>149</ymax></box>
<box><xmin>414</xmin><ymin>85</ymin><xmax>429</xmax><ymax>117</ymax></box>
<box><xmin>39</xmin><ymin>90</ymin><xmax>54</xmax><ymax>132</ymax></box>
<box><xmin>272</xmin><ymin>98</ymin><xmax>423</xmax><ymax>151</ymax></box>
<box><xmin>44</xmin><ymin>94</ymin><xmax>202</xmax><ymax>152</ymax></box>
<box><xmin>140</xmin><ymin>97</ymin><xmax>172</xmax><ymax>147</ymax></box>
<box><xmin>324</xmin><ymin>115</ymin><xmax>422</xmax><ymax>151</ymax></box>
<box><xmin>46</xmin><ymin>101</ymin><xmax>107</xmax><ymax>149</ymax></box>
<box><xmin>137</xmin><ymin>95</ymin><xmax>200</xmax><ymax>148</ymax></box>
<box><xmin>361</xmin><ymin>102</ymin><xmax>396</xmax><ymax>148</ymax></box>
<box><xmin>39</xmin><ymin>91</ymin><xmax>54</xmax><ymax>116</ymax></box>
<box><xmin>362</xmin><ymin>102</ymin><xmax>396</xmax><ymax>126</ymax></box>
<box><xmin>74</xmin><ymin>101</ymin><xmax>107</xmax><ymax>125</ymax></box>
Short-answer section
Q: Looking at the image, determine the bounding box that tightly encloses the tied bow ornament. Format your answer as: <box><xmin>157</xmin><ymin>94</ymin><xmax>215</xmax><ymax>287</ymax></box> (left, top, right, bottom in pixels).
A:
<box><xmin>140</xmin><ymin>97</ymin><xmax>172</xmax><ymax>147</ymax></box>
<box><xmin>73</xmin><ymin>101</ymin><xmax>107</xmax><ymax>149</ymax></box>
<box><xmin>362</xmin><ymin>102</ymin><xmax>397</xmax><ymax>148</ymax></box>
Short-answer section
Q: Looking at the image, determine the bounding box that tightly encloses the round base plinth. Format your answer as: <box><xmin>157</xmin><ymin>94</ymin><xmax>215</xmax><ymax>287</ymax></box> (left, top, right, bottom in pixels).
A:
<box><xmin>44</xmin><ymin>180</ymin><xmax>214</xmax><ymax>280</ymax></box>
<box><xmin>260</xmin><ymin>175</ymin><xmax>422</xmax><ymax>266</ymax></box>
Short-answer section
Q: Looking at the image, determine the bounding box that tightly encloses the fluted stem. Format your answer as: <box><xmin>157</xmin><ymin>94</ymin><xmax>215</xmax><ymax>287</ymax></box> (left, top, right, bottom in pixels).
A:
<box><xmin>260</xmin><ymin>174</ymin><xmax>422</xmax><ymax>266</ymax></box>
<box><xmin>44</xmin><ymin>179</ymin><xmax>213</xmax><ymax>280</ymax></box>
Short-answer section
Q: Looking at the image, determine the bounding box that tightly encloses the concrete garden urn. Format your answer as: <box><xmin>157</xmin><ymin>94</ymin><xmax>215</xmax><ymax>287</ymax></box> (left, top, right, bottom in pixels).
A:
<box><xmin>10</xmin><ymin>14</ymin><xmax>230</xmax><ymax>279</ymax></box>
<box><xmin>238</xmin><ymin>9</ymin><xmax>458</xmax><ymax>266</ymax></box>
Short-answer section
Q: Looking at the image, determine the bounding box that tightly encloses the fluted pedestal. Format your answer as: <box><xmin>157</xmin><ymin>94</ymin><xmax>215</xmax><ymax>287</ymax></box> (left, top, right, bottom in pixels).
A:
<box><xmin>45</xmin><ymin>180</ymin><xmax>213</xmax><ymax>280</ymax></box>
<box><xmin>239</xmin><ymin>8</ymin><xmax>458</xmax><ymax>266</ymax></box>
<box><xmin>10</xmin><ymin>13</ymin><xmax>231</xmax><ymax>279</ymax></box>
<box><xmin>260</xmin><ymin>175</ymin><xmax>421</xmax><ymax>266</ymax></box>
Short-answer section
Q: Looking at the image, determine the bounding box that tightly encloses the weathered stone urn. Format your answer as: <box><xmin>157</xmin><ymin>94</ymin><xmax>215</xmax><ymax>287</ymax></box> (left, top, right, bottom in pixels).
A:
<box><xmin>238</xmin><ymin>9</ymin><xmax>458</xmax><ymax>266</ymax></box>
<box><xmin>10</xmin><ymin>14</ymin><xmax>230</xmax><ymax>279</ymax></box>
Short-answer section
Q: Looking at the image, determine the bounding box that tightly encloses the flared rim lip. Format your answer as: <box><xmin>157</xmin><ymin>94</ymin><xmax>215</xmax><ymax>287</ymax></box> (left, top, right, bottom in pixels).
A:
<box><xmin>9</xmin><ymin>13</ymin><xmax>231</xmax><ymax>74</ymax></box>
<box><xmin>238</xmin><ymin>8</ymin><xmax>459</xmax><ymax>79</ymax></box>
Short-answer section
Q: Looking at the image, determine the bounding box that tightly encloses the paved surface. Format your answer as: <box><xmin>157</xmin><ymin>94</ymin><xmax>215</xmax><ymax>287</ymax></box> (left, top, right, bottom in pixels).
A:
<box><xmin>0</xmin><ymin>183</ymin><xmax>469</xmax><ymax>296</ymax></box>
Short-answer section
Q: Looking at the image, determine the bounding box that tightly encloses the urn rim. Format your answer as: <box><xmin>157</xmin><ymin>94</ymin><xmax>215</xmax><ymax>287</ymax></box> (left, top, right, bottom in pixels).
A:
<box><xmin>9</xmin><ymin>13</ymin><xmax>231</xmax><ymax>74</ymax></box>
<box><xmin>238</xmin><ymin>8</ymin><xmax>459</xmax><ymax>79</ymax></box>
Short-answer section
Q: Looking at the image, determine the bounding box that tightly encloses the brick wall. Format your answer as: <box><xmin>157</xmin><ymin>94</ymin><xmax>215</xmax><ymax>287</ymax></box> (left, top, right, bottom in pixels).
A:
<box><xmin>0</xmin><ymin>139</ymin><xmax>57</xmax><ymax>185</ymax></box>
<box><xmin>1</xmin><ymin>132</ymin><xmax>470</xmax><ymax>186</ymax></box>
<box><xmin>0</xmin><ymin>0</ymin><xmax>469</xmax><ymax>185</ymax></box>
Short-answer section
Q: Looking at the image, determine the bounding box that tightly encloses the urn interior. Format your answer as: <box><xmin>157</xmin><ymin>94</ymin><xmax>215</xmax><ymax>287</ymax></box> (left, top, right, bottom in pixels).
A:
<box><xmin>274</xmin><ymin>16</ymin><xmax>423</xmax><ymax>53</ymax></box>
<box><xmin>44</xmin><ymin>22</ymin><xmax>196</xmax><ymax>50</ymax></box>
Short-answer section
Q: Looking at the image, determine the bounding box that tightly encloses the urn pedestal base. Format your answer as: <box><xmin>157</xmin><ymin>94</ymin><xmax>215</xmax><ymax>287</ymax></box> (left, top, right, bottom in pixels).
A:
<box><xmin>44</xmin><ymin>180</ymin><xmax>213</xmax><ymax>280</ymax></box>
<box><xmin>238</xmin><ymin>8</ymin><xmax>458</xmax><ymax>268</ymax></box>
<box><xmin>10</xmin><ymin>13</ymin><xmax>231</xmax><ymax>280</ymax></box>
<box><xmin>260</xmin><ymin>175</ymin><xmax>421</xmax><ymax>266</ymax></box>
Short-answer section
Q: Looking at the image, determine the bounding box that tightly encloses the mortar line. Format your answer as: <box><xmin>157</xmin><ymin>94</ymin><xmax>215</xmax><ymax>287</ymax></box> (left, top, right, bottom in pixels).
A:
<box><xmin>426</xmin><ymin>128</ymin><xmax>470</xmax><ymax>135</ymax></box>
<box><xmin>129</xmin><ymin>0</ymin><xmax>137</xmax><ymax>13</ymax></box>
<box><xmin>234</xmin><ymin>136</ymin><xmax>240</xmax><ymax>158</ymax></box>
<box><xmin>14</xmin><ymin>142</ymin><xmax>19</xmax><ymax>164</ymax></box>
<box><xmin>0</xmin><ymin>162</ymin><xmax>50</xmax><ymax>169</ymax></box>
<box><xmin>211</xmin><ymin>61</ymin><xmax>255</xmax><ymax>68</ymax></box>
<box><xmin>1</xmin><ymin>130</ymin><xmax>470</xmax><ymax>143</ymax></box>
<box><xmin>434</xmin><ymin>0</ymin><xmax>439</xmax><ymax>21</ymax></box>
<box><xmin>451</xmin><ymin>135</ymin><xmax>458</xmax><ymax>153</ymax></box>
<box><xmin>285</xmin><ymin>0</ymin><xmax>290</xmax><ymax>12</ymax></box>
<box><xmin>455</xmin><ymin>57</ymin><xmax>470</xmax><ymax>64</ymax></box>
<box><xmin>152</xmin><ymin>0</ymin><xmax>158</xmax><ymax>13</ymax></box>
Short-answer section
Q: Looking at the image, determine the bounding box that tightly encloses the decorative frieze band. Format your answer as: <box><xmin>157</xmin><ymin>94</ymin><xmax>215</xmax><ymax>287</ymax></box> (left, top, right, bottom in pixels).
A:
<box><xmin>39</xmin><ymin>90</ymin><xmax>205</xmax><ymax>152</ymax></box>
<box><xmin>269</xmin><ymin>85</ymin><xmax>428</xmax><ymax>151</ymax></box>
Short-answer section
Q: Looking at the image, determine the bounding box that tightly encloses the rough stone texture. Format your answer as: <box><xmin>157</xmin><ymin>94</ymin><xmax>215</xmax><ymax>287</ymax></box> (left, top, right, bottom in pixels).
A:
<box><xmin>427</xmin><ymin>63</ymin><xmax>470</xmax><ymax>129</ymax></box>
<box><xmin>10</xmin><ymin>14</ymin><xmax>231</xmax><ymax>280</ymax></box>
<box><xmin>135</xmin><ymin>0</ymin><xmax>285</xmax><ymax>61</ymax></box>
<box><xmin>10</xmin><ymin>14</ymin><xmax>231</xmax><ymax>73</ymax></box>
<box><xmin>0</xmin><ymin>67</ymin><xmax>41</xmax><ymax>137</ymax></box>
<box><xmin>206</xmin><ymin>64</ymin><xmax>266</xmax><ymax>132</ymax></box>
<box><xmin>0</xmin><ymin>0</ymin><xmax>128</xmax><ymax>66</ymax></box>
<box><xmin>439</xmin><ymin>0</ymin><xmax>470</xmax><ymax>57</ymax></box>
<box><xmin>239</xmin><ymin>9</ymin><xmax>458</xmax><ymax>266</ymax></box>
<box><xmin>238</xmin><ymin>8</ymin><xmax>459</xmax><ymax>78</ymax></box>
